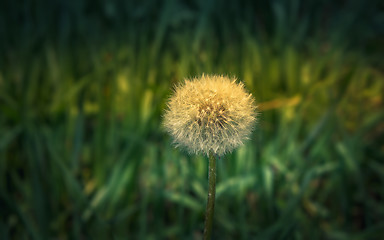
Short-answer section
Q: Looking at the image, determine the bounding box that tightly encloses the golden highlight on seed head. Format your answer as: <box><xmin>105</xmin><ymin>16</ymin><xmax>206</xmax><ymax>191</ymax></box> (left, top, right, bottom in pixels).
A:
<box><xmin>163</xmin><ymin>74</ymin><xmax>258</xmax><ymax>156</ymax></box>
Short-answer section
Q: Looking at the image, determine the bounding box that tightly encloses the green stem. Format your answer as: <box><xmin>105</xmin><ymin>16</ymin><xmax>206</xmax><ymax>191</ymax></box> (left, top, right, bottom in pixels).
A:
<box><xmin>203</xmin><ymin>151</ymin><xmax>217</xmax><ymax>240</ymax></box>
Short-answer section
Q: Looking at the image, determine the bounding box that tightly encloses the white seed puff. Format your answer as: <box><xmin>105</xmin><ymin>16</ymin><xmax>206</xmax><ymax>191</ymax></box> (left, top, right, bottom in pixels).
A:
<box><xmin>163</xmin><ymin>74</ymin><xmax>257</xmax><ymax>156</ymax></box>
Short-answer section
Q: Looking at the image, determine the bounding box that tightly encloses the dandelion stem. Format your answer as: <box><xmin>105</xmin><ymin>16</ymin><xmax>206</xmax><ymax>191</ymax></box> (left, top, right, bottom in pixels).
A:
<box><xmin>203</xmin><ymin>151</ymin><xmax>216</xmax><ymax>240</ymax></box>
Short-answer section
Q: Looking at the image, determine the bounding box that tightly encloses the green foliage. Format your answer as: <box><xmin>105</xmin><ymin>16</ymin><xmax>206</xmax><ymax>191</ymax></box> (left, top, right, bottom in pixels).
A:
<box><xmin>1</xmin><ymin>0</ymin><xmax>384</xmax><ymax>239</ymax></box>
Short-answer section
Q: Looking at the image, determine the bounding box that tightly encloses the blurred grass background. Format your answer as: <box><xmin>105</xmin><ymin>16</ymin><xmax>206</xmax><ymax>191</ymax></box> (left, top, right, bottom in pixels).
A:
<box><xmin>1</xmin><ymin>0</ymin><xmax>384</xmax><ymax>239</ymax></box>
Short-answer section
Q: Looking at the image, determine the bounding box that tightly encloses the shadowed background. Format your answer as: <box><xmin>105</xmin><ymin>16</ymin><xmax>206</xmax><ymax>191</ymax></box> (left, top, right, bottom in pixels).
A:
<box><xmin>1</xmin><ymin>0</ymin><xmax>384</xmax><ymax>239</ymax></box>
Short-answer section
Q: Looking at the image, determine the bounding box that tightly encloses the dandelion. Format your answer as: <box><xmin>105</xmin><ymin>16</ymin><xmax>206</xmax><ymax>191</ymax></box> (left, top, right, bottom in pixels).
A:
<box><xmin>163</xmin><ymin>74</ymin><xmax>257</xmax><ymax>156</ymax></box>
<box><xmin>163</xmin><ymin>74</ymin><xmax>257</xmax><ymax>240</ymax></box>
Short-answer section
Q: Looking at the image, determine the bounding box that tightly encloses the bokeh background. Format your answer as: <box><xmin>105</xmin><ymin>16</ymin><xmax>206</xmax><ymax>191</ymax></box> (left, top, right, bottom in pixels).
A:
<box><xmin>1</xmin><ymin>0</ymin><xmax>384</xmax><ymax>239</ymax></box>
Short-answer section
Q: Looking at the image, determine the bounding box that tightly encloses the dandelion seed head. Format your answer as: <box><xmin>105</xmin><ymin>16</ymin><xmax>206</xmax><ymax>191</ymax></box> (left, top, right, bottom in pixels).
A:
<box><xmin>163</xmin><ymin>74</ymin><xmax>257</xmax><ymax>156</ymax></box>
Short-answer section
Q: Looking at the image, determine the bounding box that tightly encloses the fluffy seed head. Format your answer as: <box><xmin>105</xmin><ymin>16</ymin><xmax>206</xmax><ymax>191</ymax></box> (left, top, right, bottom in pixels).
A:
<box><xmin>163</xmin><ymin>74</ymin><xmax>257</xmax><ymax>156</ymax></box>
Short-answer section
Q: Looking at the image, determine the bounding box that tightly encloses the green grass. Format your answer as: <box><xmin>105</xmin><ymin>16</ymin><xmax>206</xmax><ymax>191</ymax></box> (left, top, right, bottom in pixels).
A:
<box><xmin>1</xmin><ymin>0</ymin><xmax>384</xmax><ymax>239</ymax></box>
